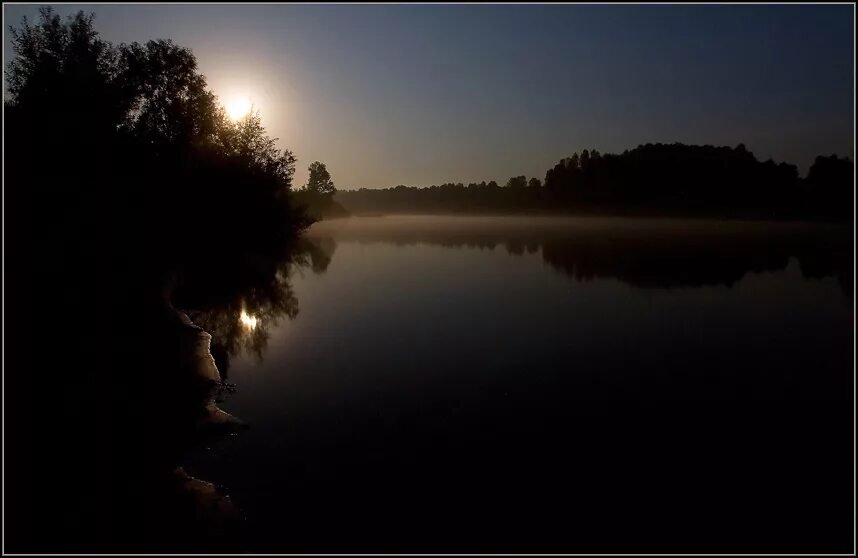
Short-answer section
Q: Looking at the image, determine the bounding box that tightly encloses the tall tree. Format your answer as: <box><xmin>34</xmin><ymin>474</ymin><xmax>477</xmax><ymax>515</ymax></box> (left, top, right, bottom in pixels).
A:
<box><xmin>306</xmin><ymin>161</ymin><xmax>336</xmax><ymax>196</ymax></box>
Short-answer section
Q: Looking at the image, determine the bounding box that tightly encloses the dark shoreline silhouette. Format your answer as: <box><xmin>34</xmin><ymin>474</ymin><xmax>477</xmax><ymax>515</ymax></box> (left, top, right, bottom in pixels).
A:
<box><xmin>3</xmin><ymin>8</ymin><xmax>314</xmax><ymax>552</ymax></box>
<box><xmin>4</xmin><ymin>229</ymin><xmax>334</xmax><ymax>552</ymax></box>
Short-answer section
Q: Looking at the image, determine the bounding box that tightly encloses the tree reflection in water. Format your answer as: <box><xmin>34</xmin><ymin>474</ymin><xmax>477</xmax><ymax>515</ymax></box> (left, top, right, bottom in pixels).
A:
<box><xmin>307</xmin><ymin>217</ymin><xmax>852</xmax><ymax>295</ymax></box>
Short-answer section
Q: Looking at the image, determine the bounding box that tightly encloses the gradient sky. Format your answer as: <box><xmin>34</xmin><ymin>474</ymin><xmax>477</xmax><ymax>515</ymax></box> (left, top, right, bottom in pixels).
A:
<box><xmin>3</xmin><ymin>4</ymin><xmax>854</xmax><ymax>188</ymax></box>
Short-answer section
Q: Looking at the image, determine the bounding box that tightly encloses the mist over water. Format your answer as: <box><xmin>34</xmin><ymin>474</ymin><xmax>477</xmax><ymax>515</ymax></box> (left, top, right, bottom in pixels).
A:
<box><xmin>183</xmin><ymin>216</ymin><xmax>852</xmax><ymax>554</ymax></box>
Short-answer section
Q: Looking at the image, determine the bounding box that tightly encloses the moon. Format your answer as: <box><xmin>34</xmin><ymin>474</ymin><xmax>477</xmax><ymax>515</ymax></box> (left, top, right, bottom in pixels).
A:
<box><xmin>226</xmin><ymin>96</ymin><xmax>252</xmax><ymax>121</ymax></box>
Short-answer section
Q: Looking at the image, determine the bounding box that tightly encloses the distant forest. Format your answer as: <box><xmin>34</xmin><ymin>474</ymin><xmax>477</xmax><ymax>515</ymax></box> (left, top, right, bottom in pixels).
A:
<box><xmin>336</xmin><ymin>144</ymin><xmax>853</xmax><ymax>220</ymax></box>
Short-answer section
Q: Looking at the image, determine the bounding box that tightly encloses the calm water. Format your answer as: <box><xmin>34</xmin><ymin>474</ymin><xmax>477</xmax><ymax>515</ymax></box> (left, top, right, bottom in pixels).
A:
<box><xmin>184</xmin><ymin>216</ymin><xmax>853</xmax><ymax>553</ymax></box>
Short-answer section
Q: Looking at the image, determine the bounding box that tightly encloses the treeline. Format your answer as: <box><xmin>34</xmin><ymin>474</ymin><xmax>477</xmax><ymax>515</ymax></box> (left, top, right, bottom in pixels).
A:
<box><xmin>336</xmin><ymin>144</ymin><xmax>853</xmax><ymax>220</ymax></box>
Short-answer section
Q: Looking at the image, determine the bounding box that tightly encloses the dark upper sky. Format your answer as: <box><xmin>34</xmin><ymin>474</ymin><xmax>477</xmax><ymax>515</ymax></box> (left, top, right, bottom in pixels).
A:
<box><xmin>3</xmin><ymin>4</ymin><xmax>854</xmax><ymax>188</ymax></box>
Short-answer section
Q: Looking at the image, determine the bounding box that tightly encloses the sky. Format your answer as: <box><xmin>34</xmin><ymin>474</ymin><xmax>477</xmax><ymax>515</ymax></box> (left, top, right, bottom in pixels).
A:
<box><xmin>3</xmin><ymin>4</ymin><xmax>854</xmax><ymax>189</ymax></box>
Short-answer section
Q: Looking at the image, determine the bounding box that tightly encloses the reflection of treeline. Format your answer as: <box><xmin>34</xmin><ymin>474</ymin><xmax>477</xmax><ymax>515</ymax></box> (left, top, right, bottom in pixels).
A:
<box><xmin>337</xmin><ymin>144</ymin><xmax>853</xmax><ymax>220</ymax></box>
<box><xmin>538</xmin><ymin>231</ymin><xmax>850</xmax><ymax>292</ymax></box>
<box><xmin>308</xmin><ymin>219</ymin><xmax>852</xmax><ymax>294</ymax></box>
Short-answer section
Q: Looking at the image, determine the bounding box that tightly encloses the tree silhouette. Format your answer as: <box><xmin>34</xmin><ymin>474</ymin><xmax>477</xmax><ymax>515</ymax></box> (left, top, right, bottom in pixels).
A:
<box><xmin>306</xmin><ymin>161</ymin><xmax>336</xmax><ymax>196</ymax></box>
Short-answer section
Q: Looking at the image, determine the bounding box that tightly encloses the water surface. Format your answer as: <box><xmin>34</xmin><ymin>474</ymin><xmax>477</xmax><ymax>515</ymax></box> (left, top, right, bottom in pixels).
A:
<box><xmin>184</xmin><ymin>216</ymin><xmax>853</xmax><ymax>553</ymax></box>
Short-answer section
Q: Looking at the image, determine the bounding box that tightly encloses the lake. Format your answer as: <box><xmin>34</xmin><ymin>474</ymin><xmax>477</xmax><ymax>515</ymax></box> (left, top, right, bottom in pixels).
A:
<box><xmin>182</xmin><ymin>216</ymin><xmax>853</xmax><ymax>553</ymax></box>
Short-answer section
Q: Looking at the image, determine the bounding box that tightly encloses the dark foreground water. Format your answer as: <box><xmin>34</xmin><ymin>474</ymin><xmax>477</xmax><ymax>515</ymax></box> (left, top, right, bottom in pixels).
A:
<box><xmin>182</xmin><ymin>216</ymin><xmax>853</xmax><ymax>553</ymax></box>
